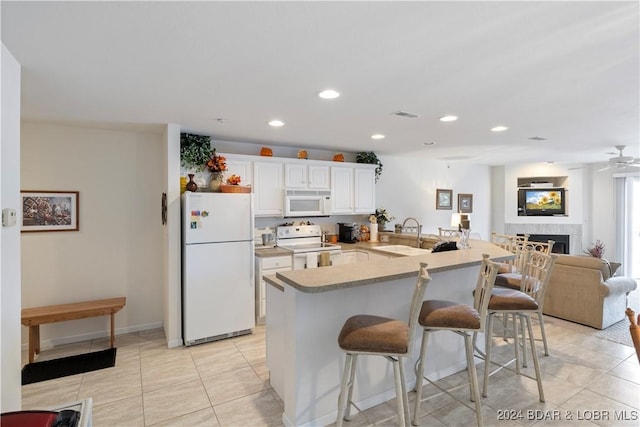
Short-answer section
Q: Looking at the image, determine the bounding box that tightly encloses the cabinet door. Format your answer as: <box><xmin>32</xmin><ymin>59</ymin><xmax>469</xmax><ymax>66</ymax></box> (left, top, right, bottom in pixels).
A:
<box><xmin>254</xmin><ymin>162</ymin><xmax>284</xmax><ymax>216</ymax></box>
<box><xmin>225</xmin><ymin>157</ymin><xmax>253</xmax><ymax>186</ymax></box>
<box><xmin>284</xmin><ymin>163</ymin><xmax>307</xmax><ymax>188</ymax></box>
<box><xmin>356</xmin><ymin>250</ymin><xmax>370</xmax><ymax>263</ymax></box>
<box><xmin>354</xmin><ymin>167</ymin><xmax>376</xmax><ymax>213</ymax></box>
<box><xmin>330</xmin><ymin>252</ymin><xmax>343</xmax><ymax>266</ymax></box>
<box><xmin>308</xmin><ymin>165</ymin><xmax>330</xmax><ymax>189</ymax></box>
<box><xmin>342</xmin><ymin>251</ymin><xmax>358</xmax><ymax>264</ymax></box>
<box><xmin>331</xmin><ymin>167</ymin><xmax>354</xmax><ymax>214</ymax></box>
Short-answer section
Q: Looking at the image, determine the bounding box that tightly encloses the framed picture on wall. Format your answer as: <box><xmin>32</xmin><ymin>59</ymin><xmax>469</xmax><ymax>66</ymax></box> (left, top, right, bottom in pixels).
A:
<box><xmin>21</xmin><ymin>191</ymin><xmax>79</xmax><ymax>232</ymax></box>
<box><xmin>436</xmin><ymin>189</ymin><xmax>453</xmax><ymax>210</ymax></box>
<box><xmin>458</xmin><ymin>193</ymin><xmax>473</xmax><ymax>213</ymax></box>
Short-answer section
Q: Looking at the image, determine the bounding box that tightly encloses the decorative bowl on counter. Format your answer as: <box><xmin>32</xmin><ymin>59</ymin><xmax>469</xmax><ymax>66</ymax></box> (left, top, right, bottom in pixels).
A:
<box><xmin>220</xmin><ymin>184</ymin><xmax>252</xmax><ymax>193</ymax></box>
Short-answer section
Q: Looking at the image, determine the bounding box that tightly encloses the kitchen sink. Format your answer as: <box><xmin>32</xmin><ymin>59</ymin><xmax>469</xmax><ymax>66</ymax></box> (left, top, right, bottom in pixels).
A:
<box><xmin>374</xmin><ymin>245</ymin><xmax>431</xmax><ymax>256</ymax></box>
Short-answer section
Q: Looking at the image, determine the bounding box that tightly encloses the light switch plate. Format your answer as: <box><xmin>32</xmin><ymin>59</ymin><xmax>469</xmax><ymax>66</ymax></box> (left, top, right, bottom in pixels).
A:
<box><xmin>2</xmin><ymin>208</ymin><xmax>17</xmax><ymax>226</ymax></box>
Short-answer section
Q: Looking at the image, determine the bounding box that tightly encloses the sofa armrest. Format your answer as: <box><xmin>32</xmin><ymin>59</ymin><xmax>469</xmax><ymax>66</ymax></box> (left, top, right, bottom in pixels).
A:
<box><xmin>603</xmin><ymin>277</ymin><xmax>638</xmax><ymax>297</ymax></box>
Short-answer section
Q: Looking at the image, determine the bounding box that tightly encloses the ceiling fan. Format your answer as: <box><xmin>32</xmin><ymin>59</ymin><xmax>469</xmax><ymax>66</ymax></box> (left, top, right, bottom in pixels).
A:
<box><xmin>596</xmin><ymin>145</ymin><xmax>640</xmax><ymax>172</ymax></box>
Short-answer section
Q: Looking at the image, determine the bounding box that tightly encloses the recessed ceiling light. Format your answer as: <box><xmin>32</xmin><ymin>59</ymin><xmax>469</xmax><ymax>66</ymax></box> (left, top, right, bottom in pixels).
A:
<box><xmin>439</xmin><ymin>115</ymin><xmax>458</xmax><ymax>122</ymax></box>
<box><xmin>268</xmin><ymin>120</ymin><xmax>284</xmax><ymax>127</ymax></box>
<box><xmin>318</xmin><ymin>89</ymin><xmax>341</xmax><ymax>99</ymax></box>
<box><xmin>491</xmin><ymin>126</ymin><xmax>508</xmax><ymax>132</ymax></box>
<box><xmin>371</xmin><ymin>134</ymin><xmax>385</xmax><ymax>140</ymax></box>
<box><xmin>424</xmin><ymin>142</ymin><xmax>436</xmax><ymax>146</ymax></box>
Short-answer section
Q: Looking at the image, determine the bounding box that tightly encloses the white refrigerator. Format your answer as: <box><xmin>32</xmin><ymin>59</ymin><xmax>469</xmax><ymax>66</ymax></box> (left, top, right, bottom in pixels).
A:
<box><xmin>181</xmin><ymin>192</ymin><xmax>255</xmax><ymax>345</ymax></box>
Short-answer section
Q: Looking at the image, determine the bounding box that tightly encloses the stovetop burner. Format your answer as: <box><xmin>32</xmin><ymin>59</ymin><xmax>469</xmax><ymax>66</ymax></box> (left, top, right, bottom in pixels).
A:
<box><xmin>276</xmin><ymin>224</ymin><xmax>341</xmax><ymax>253</ymax></box>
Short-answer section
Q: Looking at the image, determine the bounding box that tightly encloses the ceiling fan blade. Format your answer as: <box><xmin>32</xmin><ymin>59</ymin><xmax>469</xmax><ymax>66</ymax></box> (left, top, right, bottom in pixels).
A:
<box><xmin>568</xmin><ymin>167</ymin><xmax>583</xmax><ymax>170</ymax></box>
<box><xmin>596</xmin><ymin>165</ymin><xmax>612</xmax><ymax>172</ymax></box>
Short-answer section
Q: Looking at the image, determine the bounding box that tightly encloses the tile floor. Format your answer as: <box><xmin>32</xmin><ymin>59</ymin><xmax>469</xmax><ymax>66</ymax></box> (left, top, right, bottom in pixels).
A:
<box><xmin>21</xmin><ymin>314</ymin><xmax>639</xmax><ymax>427</ymax></box>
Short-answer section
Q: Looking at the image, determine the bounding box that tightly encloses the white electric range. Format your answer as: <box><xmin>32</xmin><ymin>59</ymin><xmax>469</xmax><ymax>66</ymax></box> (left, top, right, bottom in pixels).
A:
<box><xmin>276</xmin><ymin>225</ymin><xmax>342</xmax><ymax>269</ymax></box>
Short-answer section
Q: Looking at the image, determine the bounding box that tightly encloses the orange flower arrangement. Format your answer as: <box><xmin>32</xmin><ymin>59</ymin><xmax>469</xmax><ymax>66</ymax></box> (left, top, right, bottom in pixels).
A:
<box><xmin>205</xmin><ymin>149</ymin><xmax>227</xmax><ymax>173</ymax></box>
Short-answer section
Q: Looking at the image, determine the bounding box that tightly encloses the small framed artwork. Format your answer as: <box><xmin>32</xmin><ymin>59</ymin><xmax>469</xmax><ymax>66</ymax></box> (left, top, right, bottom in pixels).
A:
<box><xmin>458</xmin><ymin>193</ymin><xmax>473</xmax><ymax>213</ymax></box>
<box><xmin>21</xmin><ymin>191</ymin><xmax>79</xmax><ymax>232</ymax></box>
<box><xmin>436</xmin><ymin>189</ymin><xmax>453</xmax><ymax>210</ymax></box>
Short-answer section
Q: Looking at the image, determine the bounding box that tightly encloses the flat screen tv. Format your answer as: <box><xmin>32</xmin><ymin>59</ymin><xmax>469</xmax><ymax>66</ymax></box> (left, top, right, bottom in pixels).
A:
<box><xmin>518</xmin><ymin>188</ymin><xmax>566</xmax><ymax>216</ymax></box>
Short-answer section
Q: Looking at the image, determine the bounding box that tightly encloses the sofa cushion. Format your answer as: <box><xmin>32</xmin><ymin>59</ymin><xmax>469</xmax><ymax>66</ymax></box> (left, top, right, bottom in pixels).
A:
<box><xmin>555</xmin><ymin>254</ymin><xmax>613</xmax><ymax>280</ymax></box>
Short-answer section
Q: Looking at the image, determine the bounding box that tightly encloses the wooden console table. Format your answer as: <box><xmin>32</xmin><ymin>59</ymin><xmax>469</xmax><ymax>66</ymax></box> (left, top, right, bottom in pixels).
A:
<box><xmin>21</xmin><ymin>297</ymin><xmax>126</xmax><ymax>363</ymax></box>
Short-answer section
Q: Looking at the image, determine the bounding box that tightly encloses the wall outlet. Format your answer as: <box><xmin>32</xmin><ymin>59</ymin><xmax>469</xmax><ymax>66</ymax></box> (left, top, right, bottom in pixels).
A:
<box><xmin>2</xmin><ymin>208</ymin><xmax>17</xmax><ymax>227</ymax></box>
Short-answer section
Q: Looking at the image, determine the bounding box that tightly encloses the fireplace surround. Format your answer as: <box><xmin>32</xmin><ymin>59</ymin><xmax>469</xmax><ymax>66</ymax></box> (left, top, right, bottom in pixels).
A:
<box><xmin>518</xmin><ymin>233</ymin><xmax>570</xmax><ymax>254</ymax></box>
<box><xmin>505</xmin><ymin>223</ymin><xmax>582</xmax><ymax>255</ymax></box>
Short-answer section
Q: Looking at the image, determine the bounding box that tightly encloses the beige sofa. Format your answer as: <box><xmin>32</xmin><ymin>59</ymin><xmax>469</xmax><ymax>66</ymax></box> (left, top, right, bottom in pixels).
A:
<box><xmin>543</xmin><ymin>255</ymin><xmax>637</xmax><ymax>329</ymax></box>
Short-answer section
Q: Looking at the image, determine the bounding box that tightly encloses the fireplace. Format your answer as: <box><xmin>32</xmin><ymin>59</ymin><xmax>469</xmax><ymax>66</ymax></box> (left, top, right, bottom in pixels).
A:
<box><xmin>519</xmin><ymin>234</ymin><xmax>570</xmax><ymax>254</ymax></box>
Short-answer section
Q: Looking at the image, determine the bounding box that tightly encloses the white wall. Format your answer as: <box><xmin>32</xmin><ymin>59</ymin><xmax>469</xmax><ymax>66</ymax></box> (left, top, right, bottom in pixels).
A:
<box><xmin>1</xmin><ymin>43</ymin><xmax>22</xmax><ymax>412</ymax></box>
<box><xmin>163</xmin><ymin>124</ymin><xmax>182</xmax><ymax>348</ymax></box>
<box><xmin>20</xmin><ymin>122</ymin><xmax>165</xmax><ymax>348</ymax></box>
<box><xmin>590</xmin><ymin>164</ymin><xmax>620</xmax><ymax>262</ymax></box>
<box><xmin>375</xmin><ymin>154</ymin><xmax>492</xmax><ymax>239</ymax></box>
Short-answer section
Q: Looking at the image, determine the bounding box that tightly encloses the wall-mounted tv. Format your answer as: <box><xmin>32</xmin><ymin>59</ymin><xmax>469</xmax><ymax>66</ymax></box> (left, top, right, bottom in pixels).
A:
<box><xmin>518</xmin><ymin>188</ymin><xmax>566</xmax><ymax>216</ymax></box>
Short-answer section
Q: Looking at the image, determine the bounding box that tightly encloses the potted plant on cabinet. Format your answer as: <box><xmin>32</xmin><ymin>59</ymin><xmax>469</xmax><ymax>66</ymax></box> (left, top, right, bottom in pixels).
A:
<box><xmin>180</xmin><ymin>133</ymin><xmax>212</xmax><ymax>191</ymax></box>
<box><xmin>356</xmin><ymin>151</ymin><xmax>383</xmax><ymax>182</ymax></box>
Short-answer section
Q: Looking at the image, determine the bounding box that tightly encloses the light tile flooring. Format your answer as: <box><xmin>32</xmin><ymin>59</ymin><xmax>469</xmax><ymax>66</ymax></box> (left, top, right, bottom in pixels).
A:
<box><xmin>21</xmin><ymin>314</ymin><xmax>639</xmax><ymax>427</ymax></box>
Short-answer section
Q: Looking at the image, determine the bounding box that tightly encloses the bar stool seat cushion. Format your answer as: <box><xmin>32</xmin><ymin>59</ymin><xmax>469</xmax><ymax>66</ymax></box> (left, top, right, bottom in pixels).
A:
<box><xmin>494</xmin><ymin>273</ymin><xmax>522</xmax><ymax>290</ymax></box>
<box><xmin>419</xmin><ymin>300</ymin><xmax>481</xmax><ymax>330</ymax></box>
<box><xmin>488</xmin><ymin>288</ymin><xmax>538</xmax><ymax>311</ymax></box>
<box><xmin>338</xmin><ymin>314</ymin><xmax>408</xmax><ymax>354</ymax></box>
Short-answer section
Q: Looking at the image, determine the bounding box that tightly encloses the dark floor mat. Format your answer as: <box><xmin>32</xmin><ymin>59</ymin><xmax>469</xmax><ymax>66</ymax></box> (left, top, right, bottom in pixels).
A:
<box><xmin>21</xmin><ymin>348</ymin><xmax>117</xmax><ymax>385</ymax></box>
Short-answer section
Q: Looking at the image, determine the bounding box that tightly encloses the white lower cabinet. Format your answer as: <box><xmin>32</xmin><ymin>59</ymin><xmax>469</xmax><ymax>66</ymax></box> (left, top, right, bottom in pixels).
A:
<box><xmin>255</xmin><ymin>255</ymin><xmax>292</xmax><ymax>324</ymax></box>
<box><xmin>341</xmin><ymin>250</ymin><xmax>371</xmax><ymax>264</ymax></box>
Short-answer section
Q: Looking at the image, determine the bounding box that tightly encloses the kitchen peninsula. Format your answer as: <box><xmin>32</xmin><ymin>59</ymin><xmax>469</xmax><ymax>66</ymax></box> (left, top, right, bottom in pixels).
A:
<box><xmin>264</xmin><ymin>240</ymin><xmax>514</xmax><ymax>427</ymax></box>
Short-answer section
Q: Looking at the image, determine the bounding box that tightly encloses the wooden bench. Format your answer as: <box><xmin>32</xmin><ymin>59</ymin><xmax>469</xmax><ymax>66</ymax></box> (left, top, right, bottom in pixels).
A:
<box><xmin>21</xmin><ymin>297</ymin><xmax>126</xmax><ymax>363</ymax></box>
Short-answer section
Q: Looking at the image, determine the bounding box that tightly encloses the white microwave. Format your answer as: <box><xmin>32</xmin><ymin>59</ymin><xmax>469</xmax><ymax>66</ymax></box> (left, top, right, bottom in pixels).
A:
<box><xmin>284</xmin><ymin>189</ymin><xmax>332</xmax><ymax>217</ymax></box>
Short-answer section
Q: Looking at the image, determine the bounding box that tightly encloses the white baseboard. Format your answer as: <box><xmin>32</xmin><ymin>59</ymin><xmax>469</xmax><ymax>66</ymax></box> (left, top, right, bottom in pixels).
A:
<box><xmin>21</xmin><ymin>321</ymin><xmax>164</xmax><ymax>352</ymax></box>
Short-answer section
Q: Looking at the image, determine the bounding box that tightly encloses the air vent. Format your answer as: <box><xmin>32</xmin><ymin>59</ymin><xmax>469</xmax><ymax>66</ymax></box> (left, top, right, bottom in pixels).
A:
<box><xmin>392</xmin><ymin>111</ymin><xmax>419</xmax><ymax>119</ymax></box>
<box><xmin>528</xmin><ymin>136</ymin><xmax>548</xmax><ymax>141</ymax></box>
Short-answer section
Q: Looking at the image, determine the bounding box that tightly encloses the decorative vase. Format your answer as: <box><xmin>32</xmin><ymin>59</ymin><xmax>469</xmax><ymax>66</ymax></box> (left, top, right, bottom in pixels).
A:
<box><xmin>378</xmin><ymin>221</ymin><xmax>386</xmax><ymax>231</ymax></box>
<box><xmin>457</xmin><ymin>229</ymin><xmax>471</xmax><ymax>249</ymax></box>
<box><xmin>370</xmin><ymin>223</ymin><xmax>379</xmax><ymax>242</ymax></box>
<box><xmin>209</xmin><ymin>172</ymin><xmax>224</xmax><ymax>192</ymax></box>
<box><xmin>185</xmin><ymin>174</ymin><xmax>198</xmax><ymax>192</ymax></box>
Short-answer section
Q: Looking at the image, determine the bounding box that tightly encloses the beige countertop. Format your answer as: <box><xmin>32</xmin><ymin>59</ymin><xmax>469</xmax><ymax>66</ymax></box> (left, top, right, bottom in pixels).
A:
<box><xmin>275</xmin><ymin>239</ymin><xmax>513</xmax><ymax>293</ymax></box>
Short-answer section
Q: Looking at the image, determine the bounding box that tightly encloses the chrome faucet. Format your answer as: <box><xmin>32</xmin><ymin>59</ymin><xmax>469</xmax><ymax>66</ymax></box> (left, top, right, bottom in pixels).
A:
<box><xmin>402</xmin><ymin>217</ymin><xmax>422</xmax><ymax>247</ymax></box>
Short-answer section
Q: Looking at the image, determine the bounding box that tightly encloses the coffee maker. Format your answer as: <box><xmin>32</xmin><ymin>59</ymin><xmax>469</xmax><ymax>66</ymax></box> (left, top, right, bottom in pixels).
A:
<box><xmin>338</xmin><ymin>223</ymin><xmax>359</xmax><ymax>243</ymax></box>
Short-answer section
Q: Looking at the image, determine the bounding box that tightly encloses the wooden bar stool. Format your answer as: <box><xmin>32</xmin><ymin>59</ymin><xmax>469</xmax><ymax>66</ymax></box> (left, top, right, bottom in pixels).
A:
<box><xmin>412</xmin><ymin>254</ymin><xmax>499</xmax><ymax>427</ymax></box>
<box><xmin>336</xmin><ymin>262</ymin><xmax>432</xmax><ymax>427</ymax></box>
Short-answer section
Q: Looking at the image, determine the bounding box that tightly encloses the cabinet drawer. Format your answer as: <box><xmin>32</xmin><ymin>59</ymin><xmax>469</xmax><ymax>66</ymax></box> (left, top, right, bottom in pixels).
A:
<box><xmin>262</xmin><ymin>256</ymin><xmax>292</xmax><ymax>270</ymax></box>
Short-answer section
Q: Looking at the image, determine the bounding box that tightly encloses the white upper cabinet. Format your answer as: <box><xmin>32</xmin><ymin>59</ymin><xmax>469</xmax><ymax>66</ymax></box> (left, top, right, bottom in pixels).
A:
<box><xmin>331</xmin><ymin>166</ymin><xmax>355</xmax><ymax>214</ymax></box>
<box><xmin>253</xmin><ymin>161</ymin><xmax>284</xmax><ymax>217</ymax></box>
<box><xmin>224</xmin><ymin>155</ymin><xmax>253</xmax><ymax>186</ymax></box>
<box><xmin>354</xmin><ymin>167</ymin><xmax>376</xmax><ymax>213</ymax></box>
<box><xmin>284</xmin><ymin>162</ymin><xmax>330</xmax><ymax>190</ymax></box>
<box><xmin>331</xmin><ymin>165</ymin><xmax>376</xmax><ymax>214</ymax></box>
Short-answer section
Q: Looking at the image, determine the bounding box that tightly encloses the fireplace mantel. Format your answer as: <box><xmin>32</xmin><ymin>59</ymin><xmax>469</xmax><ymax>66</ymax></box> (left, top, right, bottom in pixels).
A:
<box><xmin>504</xmin><ymin>223</ymin><xmax>582</xmax><ymax>255</ymax></box>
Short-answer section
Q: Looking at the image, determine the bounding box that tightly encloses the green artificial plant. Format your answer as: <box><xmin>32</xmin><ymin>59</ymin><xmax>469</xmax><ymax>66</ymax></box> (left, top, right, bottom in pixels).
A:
<box><xmin>180</xmin><ymin>133</ymin><xmax>212</xmax><ymax>172</ymax></box>
<box><xmin>356</xmin><ymin>152</ymin><xmax>383</xmax><ymax>183</ymax></box>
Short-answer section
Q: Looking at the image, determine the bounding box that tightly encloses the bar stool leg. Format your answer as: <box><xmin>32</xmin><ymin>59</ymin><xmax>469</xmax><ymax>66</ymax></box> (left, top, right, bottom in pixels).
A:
<box><xmin>513</xmin><ymin>314</ymin><xmax>521</xmax><ymax>374</ymax></box>
<box><xmin>538</xmin><ymin>311</ymin><xmax>550</xmax><ymax>356</ymax></box>
<box><xmin>391</xmin><ymin>357</ymin><xmax>407</xmax><ymax>427</ymax></box>
<box><xmin>482</xmin><ymin>313</ymin><xmax>494</xmax><ymax>398</ymax></box>
<box><xmin>337</xmin><ymin>354</ymin><xmax>353</xmax><ymax>427</ymax></box>
<box><xmin>524</xmin><ymin>314</ymin><xmax>545</xmax><ymax>402</ymax></box>
<box><xmin>399</xmin><ymin>357</ymin><xmax>410</xmax><ymax>426</ymax></box>
<box><xmin>412</xmin><ymin>330</ymin><xmax>429</xmax><ymax>425</ymax></box>
<box><xmin>464</xmin><ymin>333</ymin><xmax>483</xmax><ymax>427</ymax></box>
